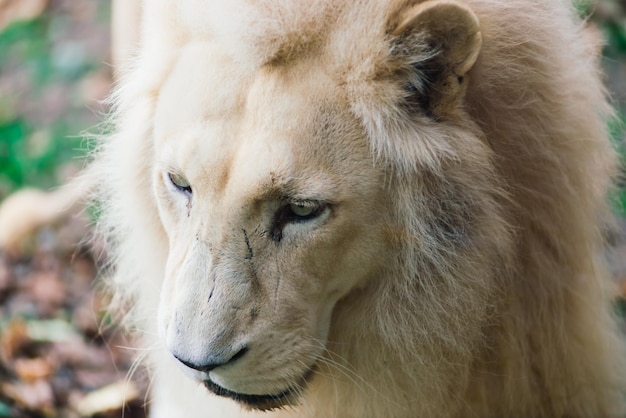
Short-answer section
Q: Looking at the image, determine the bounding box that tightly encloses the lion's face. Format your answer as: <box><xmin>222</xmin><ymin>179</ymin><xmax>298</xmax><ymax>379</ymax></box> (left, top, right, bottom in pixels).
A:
<box><xmin>152</xmin><ymin>44</ymin><xmax>390</xmax><ymax>410</ymax></box>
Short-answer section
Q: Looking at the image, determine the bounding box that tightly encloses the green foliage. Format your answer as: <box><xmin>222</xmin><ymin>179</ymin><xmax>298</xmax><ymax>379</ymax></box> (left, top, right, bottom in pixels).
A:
<box><xmin>595</xmin><ymin>0</ymin><xmax>626</xmax><ymax>59</ymax></box>
<box><xmin>0</xmin><ymin>16</ymin><xmax>94</xmax><ymax>198</ymax></box>
<box><xmin>610</xmin><ymin>112</ymin><xmax>626</xmax><ymax>214</ymax></box>
<box><xmin>573</xmin><ymin>0</ymin><xmax>592</xmax><ymax>17</ymax></box>
<box><xmin>599</xmin><ymin>1</ymin><xmax>626</xmax><ymax>215</ymax></box>
<box><xmin>0</xmin><ymin>118</ymin><xmax>86</xmax><ymax>194</ymax></box>
<box><xmin>0</xmin><ymin>19</ymin><xmax>52</xmax><ymax>85</ymax></box>
<box><xmin>574</xmin><ymin>0</ymin><xmax>626</xmax><ymax>57</ymax></box>
<box><xmin>604</xmin><ymin>20</ymin><xmax>626</xmax><ymax>57</ymax></box>
<box><xmin>0</xmin><ymin>401</ymin><xmax>11</xmax><ymax>418</ymax></box>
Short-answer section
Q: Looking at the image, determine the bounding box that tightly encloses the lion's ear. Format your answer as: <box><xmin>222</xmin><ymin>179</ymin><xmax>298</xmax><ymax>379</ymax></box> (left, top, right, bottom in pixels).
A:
<box><xmin>388</xmin><ymin>0</ymin><xmax>482</xmax><ymax>118</ymax></box>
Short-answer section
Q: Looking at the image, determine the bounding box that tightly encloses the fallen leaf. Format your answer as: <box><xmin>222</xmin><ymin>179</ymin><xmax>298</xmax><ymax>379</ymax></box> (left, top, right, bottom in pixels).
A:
<box><xmin>14</xmin><ymin>357</ymin><xmax>54</xmax><ymax>382</ymax></box>
<box><xmin>73</xmin><ymin>380</ymin><xmax>139</xmax><ymax>417</ymax></box>
<box><xmin>27</xmin><ymin>271</ymin><xmax>67</xmax><ymax>315</ymax></box>
<box><xmin>26</xmin><ymin>319</ymin><xmax>81</xmax><ymax>343</ymax></box>
<box><xmin>0</xmin><ymin>318</ymin><xmax>30</xmax><ymax>363</ymax></box>
<box><xmin>2</xmin><ymin>379</ymin><xmax>54</xmax><ymax>410</ymax></box>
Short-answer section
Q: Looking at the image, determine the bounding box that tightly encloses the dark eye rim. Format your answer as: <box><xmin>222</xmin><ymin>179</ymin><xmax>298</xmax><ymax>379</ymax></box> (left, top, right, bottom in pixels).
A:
<box><xmin>167</xmin><ymin>172</ymin><xmax>193</xmax><ymax>195</ymax></box>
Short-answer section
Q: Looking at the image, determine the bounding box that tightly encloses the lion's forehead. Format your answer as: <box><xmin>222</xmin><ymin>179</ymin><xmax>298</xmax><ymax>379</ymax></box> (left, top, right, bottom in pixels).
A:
<box><xmin>153</xmin><ymin>50</ymin><xmax>372</xmax><ymax>204</ymax></box>
<box><xmin>153</xmin><ymin>43</ymin><xmax>248</xmax><ymax>142</ymax></box>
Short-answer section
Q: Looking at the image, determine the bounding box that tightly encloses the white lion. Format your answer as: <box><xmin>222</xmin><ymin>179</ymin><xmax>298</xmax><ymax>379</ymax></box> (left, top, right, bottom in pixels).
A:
<box><xmin>2</xmin><ymin>0</ymin><xmax>625</xmax><ymax>416</ymax></box>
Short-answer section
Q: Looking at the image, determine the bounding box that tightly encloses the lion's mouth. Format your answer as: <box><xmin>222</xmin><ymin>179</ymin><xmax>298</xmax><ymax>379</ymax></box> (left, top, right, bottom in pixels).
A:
<box><xmin>202</xmin><ymin>366</ymin><xmax>316</xmax><ymax>411</ymax></box>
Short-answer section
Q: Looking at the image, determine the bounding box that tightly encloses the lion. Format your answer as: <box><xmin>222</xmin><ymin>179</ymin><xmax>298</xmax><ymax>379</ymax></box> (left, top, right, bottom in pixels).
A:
<box><xmin>2</xmin><ymin>0</ymin><xmax>625</xmax><ymax>416</ymax></box>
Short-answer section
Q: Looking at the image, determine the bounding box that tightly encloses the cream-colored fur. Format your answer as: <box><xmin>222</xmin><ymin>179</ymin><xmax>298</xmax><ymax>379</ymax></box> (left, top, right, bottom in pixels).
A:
<box><xmin>111</xmin><ymin>0</ymin><xmax>141</xmax><ymax>69</ymax></box>
<box><xmin>8</xmin><ymin>0</ymin><xmax>625</xmax><ymax>416</ymax></box>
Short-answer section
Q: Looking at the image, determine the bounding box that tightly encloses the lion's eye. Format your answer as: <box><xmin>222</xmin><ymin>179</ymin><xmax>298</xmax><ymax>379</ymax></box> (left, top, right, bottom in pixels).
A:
<box><xmin>284</xmin><ymin>200</ymin><xmax>329</xmax><ymax>222</ymax></box>
<box><xmin>286</xmin><ymin>201</ymin><xmax>327</xmax><ymax>222</ymax></box>
<box><xmin>288</xmin><ymin>203</ymin><xmax>315</xmax><ymax>218</ymax></box>
<box><xmin>168</xmin><ymin>172</ymin><xmax>192</xmax><ymax>194</ymax></box>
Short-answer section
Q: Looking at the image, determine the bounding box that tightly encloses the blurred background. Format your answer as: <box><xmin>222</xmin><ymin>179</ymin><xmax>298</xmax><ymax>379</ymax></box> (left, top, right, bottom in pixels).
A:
<box><xmin>0</xmin><ymin>0</ymin><xmax>624</xmax><ymax>417</ymax></box>
<box><xmin>1</xmin><ymin>1</ymin><xmax>145</xmax><ymax>418</ymax></box>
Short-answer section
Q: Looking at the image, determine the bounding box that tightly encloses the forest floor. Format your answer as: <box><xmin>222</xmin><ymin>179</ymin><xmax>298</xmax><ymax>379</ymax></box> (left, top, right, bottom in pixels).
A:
<box><xmin>0</xmin><ymin>216</ymin><xmax>149</xmax><ymax>418</ymax></box>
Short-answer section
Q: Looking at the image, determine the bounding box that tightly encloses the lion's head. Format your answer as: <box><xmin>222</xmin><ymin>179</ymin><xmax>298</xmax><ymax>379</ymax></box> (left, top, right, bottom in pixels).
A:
<box><xmin>147</xmin><ymin>0</ymin><xmax>490</xmax><ymax>410</ymax></box>
<box><xmin>154</xmin><ymin>57</ymin><xmax>391</xmax><ymax>409</ymax></box>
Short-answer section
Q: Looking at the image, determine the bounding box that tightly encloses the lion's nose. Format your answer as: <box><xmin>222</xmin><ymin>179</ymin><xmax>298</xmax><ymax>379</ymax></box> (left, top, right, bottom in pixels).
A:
<box><xmin>173</xmin><ymin>346</ymin><xmax>248</xmax><ymax>372</ymax></box>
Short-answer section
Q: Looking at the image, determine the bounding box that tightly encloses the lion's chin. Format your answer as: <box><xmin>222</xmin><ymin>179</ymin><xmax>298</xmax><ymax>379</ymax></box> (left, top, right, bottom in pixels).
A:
<box><xmin>202</xmin><ymin>379</ymin><xmax>298</xmax><ymax>411</ymax></box>
<box><xmin>202</xmin><ymin>367</ymin><xmax>316</xmax><ymax>411</ymax></box>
